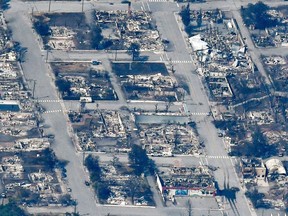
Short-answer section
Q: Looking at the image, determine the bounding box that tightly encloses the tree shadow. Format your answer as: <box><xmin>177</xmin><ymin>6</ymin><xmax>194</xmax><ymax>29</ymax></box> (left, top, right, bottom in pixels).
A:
<box><xmin>137</xmin><ymin>55</ymin><xmax>149</xmax><ymax>62</ymax></box>
<box><xmin>215</xmin><ymin>172</ymin><xmax>240</xmax><ymax>216</ymax></box>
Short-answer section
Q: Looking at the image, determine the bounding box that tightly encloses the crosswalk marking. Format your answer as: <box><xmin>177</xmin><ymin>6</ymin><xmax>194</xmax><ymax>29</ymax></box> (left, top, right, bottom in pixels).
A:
<box><xmin>148</xmin><ymin>0</ymin><xmax>169</xmax><ymax>2</ymax></box>
<box><xmin>36</xmin><ymin>99</ymin><xmax>62</xmax><ymax>103</ymax></box>
<box><xmin>190</xmin><ymin>112</ymin><xmax>209</xmax><ymax>116</ymax></box>
<box><xmin>207</xmin><ymin>155</ymin><xmax>230</xmax><ymax>159</ymax></box>
<box><xmin>43</xmin><ymin>110</ymin><xmax>63</xmax><ymax>114</ymax></box>
<box><xmin>171</xmin><ymin>60</ymin><xmax>193</xmax><ymax>64</ymax></box>
<box><xmin>179</xmin><ymin>155</ymin><xmax>236</xmax><ymax>160</ymax></box>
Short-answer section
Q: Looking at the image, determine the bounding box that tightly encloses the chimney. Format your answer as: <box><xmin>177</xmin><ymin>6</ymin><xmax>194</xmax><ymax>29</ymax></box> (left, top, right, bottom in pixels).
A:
<box><xmin>128</xmin><ymin>2</ymin><xmax>131</xmax><ymax>17</ymax></box>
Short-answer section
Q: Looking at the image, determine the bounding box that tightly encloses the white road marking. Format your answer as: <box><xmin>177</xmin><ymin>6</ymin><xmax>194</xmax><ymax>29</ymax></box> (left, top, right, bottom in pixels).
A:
<box><xmin>165</xmin><ymin>52</ymin><xmax>169</xmax><ymax>61</ymax></box>
<box><xmin>190</xmin><ymin>112</ymin><xmax>209</xmax><ymax>116</ymax></box>
<box><xmin>148</xmin><ymin>0</ymin><xmax>168</xmax><ymax>2</ymax></box>
<box><xmin>141</xmin><ymin>1</ymin><xmax>145</xmax><ymax>10</ymax></box>
<box><xmin>171</xmin><ymin>60</ymin><xmax>193</xmax><ymax>64</ymax></box>
<box><xmin>146</xmin><ymin>2</ymin><xmax>151</xmax><ymax>11</ymax></box>
<box><xmin>37</xmin><ymin>99</ymin><xmax>62</xmax><ymax>103</ymax></box>
<box><xmin>206</xmin><ymin>155</ymin><xmax>230</xmax><ymax>159</ymax></box>
<box><xmin>43</xmin><ymin>109</ymin><xmax>63</xmax><ymax>114</ymax></box>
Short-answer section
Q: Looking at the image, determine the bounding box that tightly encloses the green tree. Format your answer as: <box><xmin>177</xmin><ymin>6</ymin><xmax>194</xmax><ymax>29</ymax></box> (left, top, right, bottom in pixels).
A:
<box><xmin>56</xmin><ymin>79</ymin><xmax>71</xmax><ymax>95</ymax></box>
<box><xmin>42</xmin><ymin>148</ymin><xmax>57</xmax><ymax>170</ymax></box>
<box><xmin>125</xmin><ymin>176</ymin><xmax>141</xmax><ymax>204</ymax></box>
<box><xmin>241</xmin><ymin>2</ymin><xmax>278</xmax><ymax>30</ymax></box>
<box><xmin>91</xmin><ymin>25</ymin><xmax>103</xmax><ymax>49</ymax></box>
<box><xmin>128</xmin><ymin>144</ymin><xmax>155</xmax><ymax>176</ymax></box>
<box><xmin>196</xmin><ymin>9</ymin><xmax>202</xmax><ymax>27</ymax></box>
<box><xmin>232</xmin><ymin>127</ymin><xmax>276</xmax><ymax>158</ymax></box>
<box><xmin>34</xmin><ymin>20</ymin><xmax>50</xmax><ymax>36</ymax></box>
<box><xmin>245</xmin><ymin>189</ymin><xmax>266</xmax><ymax>208</ymax></box>
<box><xmin>250</xmin><ymin>127</ymin><xmax>271</xmax><ymax>157</ymax></box>
<box><xmin>16</xmin><ymin>188</ymin><xmax>40</xmax><ymax>205</ymax></box>
<box><xmin>0</xmin><ymin>202</ymin><xmax>27</xmax><ymax>216</ymax></box>
<box><xmin>0</xmin><ymin>0</ymin><xmax>10</xmax><ymax>10</ymax></box>
<box><xmin>95</xmin><ymin>183</ymin><xmax>111</xmax><ymax>201</ymax></box>
<box><xmin>127</xmin><ymin>42</ymin><xmax>140</xmax><ymax>61</ymax></box>
<box><xmin>85</xmin><ymin>155</ymin><xmax>101</xmax><ymax>182</ymax></box>
<box><xmin>179</xmin><ymin>4</ymin><xmax>191</xmax><ymax>27</ymax></box>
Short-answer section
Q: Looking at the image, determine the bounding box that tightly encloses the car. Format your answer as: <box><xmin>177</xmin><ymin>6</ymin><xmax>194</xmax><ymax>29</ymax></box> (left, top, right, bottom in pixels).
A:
<box><xmin>67</xmin><ymin>188</ymin><xmax>72</xmax><ymax>192</ymax></box>
<box><xmin>85</xmin><ymin>181</ymin><xmax>90</xmax><ymax>186</ymax></box>
<box><xmin>162</xmin><ymin>39</ymin><xmax>170</xmax><ymax>44</ymax></box>
<box><xmin>47</xmin><ymin>134</ymin><xmax>55</xmax><ymax>140</ymax></box>
<box><xmin>91</xmin><ymin>60</ymin><xmax>101</xmax><ymax>65</ymax></box>
<box><xmin>218</xmin><ymin>133</ymin><xmax>223</xmax><ymax>137</ymax></box>
<box><xmin>80</xmin><ymin>97</ymin><xmax>93</xmax><ymax>103</ymax></box>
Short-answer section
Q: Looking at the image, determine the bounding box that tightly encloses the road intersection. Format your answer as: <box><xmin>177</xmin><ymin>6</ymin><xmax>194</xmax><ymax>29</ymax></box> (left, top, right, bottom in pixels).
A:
<box><xmin>4</xmin><ymin>0</ymin><xmax>288</xmax><ymax>215</ymax></box>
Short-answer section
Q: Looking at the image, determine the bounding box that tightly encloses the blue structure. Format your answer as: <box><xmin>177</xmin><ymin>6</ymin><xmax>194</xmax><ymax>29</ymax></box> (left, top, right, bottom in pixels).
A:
<box><xmin>0</xmin><ymin>100</ymin><xmax>21</xmax><ymax>112</ymax></box>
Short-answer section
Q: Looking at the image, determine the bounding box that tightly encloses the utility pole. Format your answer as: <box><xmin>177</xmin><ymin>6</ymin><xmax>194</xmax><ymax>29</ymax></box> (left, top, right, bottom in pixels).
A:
<box><xmin>73</xmin><ymin>199</ymin><xmax>77</xmax><ymax>214</ymax></box>
<box><xmin>115</xmin><ymin>49</ymin><xmax>118</xmax><ymax>61</ymax></box>
<box><xmin>45</xmin><ymin>50</ymin><xmax>49</xmax><ymax>62</ymax></box>
<box><xmin>27</xmin><ymin>79</ymin><xmax>37</xmax><ymax>99</ymax></box>
<box><xmin>32</xmin><ymin>80</ymin><xmax>36</xmax><ymax>99</ymax></box>
<box><xmin>187</xmin><ymin>199</ymin><xmax>192</xmax><ymax>216</ymax></box>
<box><xmin>82</xmin><ymin>0</ymin><xmax>84</xmax><ymax>12</ymax></box>
<box><xmin>48</xmin><ymin>0</ymin><xmax>52</xmax><ymax>12</ymax></box>
<box><xmin>82</xmin><ymin>151</ymin><xmax>86</xmax><ymax>164</ymax></box>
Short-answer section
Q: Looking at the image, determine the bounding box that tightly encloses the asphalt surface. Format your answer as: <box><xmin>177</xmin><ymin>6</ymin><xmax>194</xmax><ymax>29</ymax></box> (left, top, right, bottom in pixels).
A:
<box><xmin>5</xmin><ymin>1</ymin><xmax>102</xmax><ymax>215</ymax></box>
<box><xmin>149</xmin><ymin>4</ymin><xmax>254</xmax><ymax>216</ymax></box>
<box><xmin>4</xmin><ymin>0</ymin><xmax>288</xmax><ymax>215</ymax></box>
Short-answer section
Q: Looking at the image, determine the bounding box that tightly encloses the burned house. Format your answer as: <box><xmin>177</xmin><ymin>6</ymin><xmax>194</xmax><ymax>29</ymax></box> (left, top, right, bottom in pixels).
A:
<box><xmin>240</xmin><ymin>157</ymin><xmax>266</xmax><ymax>181</ymax></box>
<box><xmin>156</xmin><ymin>166</ymin><xmax>216</xmax><ymax>200</ymax></box>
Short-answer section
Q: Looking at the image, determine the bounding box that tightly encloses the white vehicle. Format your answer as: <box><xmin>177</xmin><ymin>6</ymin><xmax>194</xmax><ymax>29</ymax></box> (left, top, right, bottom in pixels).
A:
<box><xmin>80</xmin><ymin>97</ymin><xmax>92</xmax><ymax>103</ymax></box>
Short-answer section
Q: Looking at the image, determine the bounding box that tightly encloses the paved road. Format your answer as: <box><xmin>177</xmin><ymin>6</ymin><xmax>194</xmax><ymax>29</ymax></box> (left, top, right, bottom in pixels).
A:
<box><xmin>44</xmin><ymin>50</ymin><xmax>162</xmax><ymax>62</ymax></box>
<box><xmin>63</xmin><ymin>100</ymin><xmax>184</xmax><ymax>112</ymax></box>
<box><xmin>5</xmin><ymin>1</ymin><xmax>102</xmax><ymax>215</ymax></box>
<box><xmin>149</xmin><ymin>3</ymin><xmax>256</xmax><ymax>216</ymax></box>
<box><xmin>5</xmin><ymin>2</ymin><xmax>218</xmax><ymax>215</ymax></box>
<box><xmin>6</xmin><ymin>0</ymin><xmax>288</xmax><ymax>215</ymax></box>
<box><xmin>88</xmin><ymin>151</ymin><xmax>237</xmax><ymax>167</ymax></box>
<box><xmin>229</xmin><ymin>4</ymin><xmax>272</xmax><ymax>87</ymax></box>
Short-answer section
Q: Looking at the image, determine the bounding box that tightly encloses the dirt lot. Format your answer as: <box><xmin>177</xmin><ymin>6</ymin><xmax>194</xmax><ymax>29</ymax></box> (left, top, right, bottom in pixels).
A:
<box><xmin>112</xmin><ymin>62</ymin><xmax>169</xmax><ymax>76</ymax></box>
